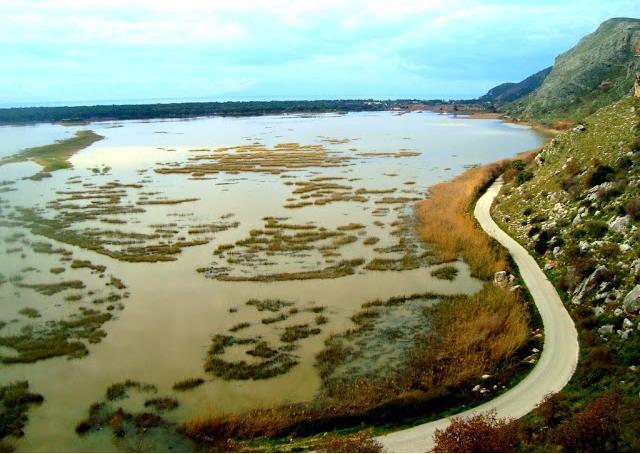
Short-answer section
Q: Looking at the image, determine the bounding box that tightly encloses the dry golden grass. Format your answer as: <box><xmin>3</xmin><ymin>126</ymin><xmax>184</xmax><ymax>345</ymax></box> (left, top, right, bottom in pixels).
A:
<box><xmin>416</xmin><ymin>161</ymin><xmax>509</xmax><ymax>279</ymax></box>
<box><xmin>410</xmin><ymin>284</ymin><xmax>530</xmax><ymax>391</ymax></box>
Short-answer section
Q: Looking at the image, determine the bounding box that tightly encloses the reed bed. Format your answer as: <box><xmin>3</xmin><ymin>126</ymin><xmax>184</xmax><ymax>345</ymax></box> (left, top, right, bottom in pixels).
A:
<box><xmin>416</xmin><ymin>161</ymin><xmax>508</xmax><ymax>279</ymax></box>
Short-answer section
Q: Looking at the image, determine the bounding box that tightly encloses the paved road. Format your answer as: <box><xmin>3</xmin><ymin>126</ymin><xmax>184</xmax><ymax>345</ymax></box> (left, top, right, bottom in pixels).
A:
<box><xmin>377</xmin><ymin>177</ymin><xmax>579</xmax><ymax>452</ymax></box>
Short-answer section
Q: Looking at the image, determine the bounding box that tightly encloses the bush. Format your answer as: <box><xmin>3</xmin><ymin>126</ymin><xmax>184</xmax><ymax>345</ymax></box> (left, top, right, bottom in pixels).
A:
<box><xmin>516</xmin><ymin>170</ymin><xmax>533</xmax><ymax>184</ymax></box>
<box><xmin>511</xmin><ymin>160</ymin><xmax>526</xmax><ymax>171</ymax></box>
<box><xmin>534</xmin><ymin>230</ymin><xmax>551</xmax><ymax>255</ymax></box>
<box><xmin>584</xmin><ymin>220</ymin><xmax>608</xmax><ymax>238</ymax></box>
<box><xmin>625</xmin><ymin>198</ymin><xmax>640</xmax><ymax>220</ymax></box>
<box><xmin>584</xmin><ymin>164</ymin><xmax>614</xmax><ymax>187</ymax></box>
<box><xmin>555</xmin><ymin>394</ymin><xmax>621</xmax><ymax>452</ymax></box>
<box><xmin>433</xmin><ymin>411</ymin><xmax>519</xmax><ymax>452</ymax></box>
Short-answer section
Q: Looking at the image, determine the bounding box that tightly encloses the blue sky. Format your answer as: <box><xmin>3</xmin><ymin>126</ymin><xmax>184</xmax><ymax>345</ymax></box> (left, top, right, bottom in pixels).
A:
<box><xmin>1</xmin><ymin>0</ymin><xmax>639</xmax><ymax>106</ymax></box>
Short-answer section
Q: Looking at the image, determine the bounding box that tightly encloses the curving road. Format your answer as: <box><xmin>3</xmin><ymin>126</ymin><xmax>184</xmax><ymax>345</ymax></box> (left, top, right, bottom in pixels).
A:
<box><xmin>377</xmin><ymin>177</ymin><xmax>579</xmax><ymax>452</ymax></box>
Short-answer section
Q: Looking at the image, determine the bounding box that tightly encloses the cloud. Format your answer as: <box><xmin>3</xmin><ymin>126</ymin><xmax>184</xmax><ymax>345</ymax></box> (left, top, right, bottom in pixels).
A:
<box><xmin>1</xmin><ymin>0</ymin><xmax>639</xmax><ymax>104</ymax></box>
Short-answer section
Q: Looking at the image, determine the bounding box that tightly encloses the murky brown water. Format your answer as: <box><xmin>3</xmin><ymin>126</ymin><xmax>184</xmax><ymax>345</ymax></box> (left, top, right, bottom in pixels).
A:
<box><xmin>0</xmin><ymin>111</ymin><xmax>545</xmax><ymax>451</ymax></box>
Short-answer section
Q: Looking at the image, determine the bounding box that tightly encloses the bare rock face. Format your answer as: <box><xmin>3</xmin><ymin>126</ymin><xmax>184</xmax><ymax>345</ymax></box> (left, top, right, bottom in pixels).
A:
<box><xmin>635</xmin><ymin>72</ymin><xmax>640</xmax><ymax>98</ymax></box>
<box><xmin>623</xmin><ymin>285</ymin><xmax>640</xmax><ymax>312</ymax></box>
<box><xmin>572</xmin><ymin>265</ymin><xmax>611</xmax><ymax>304</ymax></box>
<box><xmin>608</xmin><ymin>215</ymin><xmax>632</xmax><ymax>234</ymax></box>
<box><xmin>494</xmin><ymin>271</ymin><xmax>508</xmax><ymax>288</ymax></box>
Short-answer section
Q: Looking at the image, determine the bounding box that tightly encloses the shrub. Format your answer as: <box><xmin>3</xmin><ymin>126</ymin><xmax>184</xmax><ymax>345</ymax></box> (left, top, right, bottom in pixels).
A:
<box><xmin>433</xmin><ymin>410</ymin><xmax>519</xmax><ymax>452</ymax></box>
<box><xmin>511</xmin><ymin>160</ymin><xmax>526</xmax><ymax>171</ymax></box>
<box><xmin>584</xmin><ymin>164</ymin><xmax>614</xmax><ymax>187</ymax></box>
<box><xmin>555</xmin><ymin>394</ymin><xmax>621</xmax><ymax>452</ymax></box>
<box><xmin>584</xmin><ymin>220</ymin><xmax>608</xmax><ymax>238</ymax></box>
<box><xmin>516</xmin><ymin>170</ymin><xmax>533</xmax><ymax>184</ymax></box>
<box><xmin>534</xmin><ymin>230</ymin><xmax>551</xmax><ymax>255</ymax></box>
<box><xmin>625</xmin><ymin>198</ymin><xmax>640</xmax><ymax>220</ymax></box>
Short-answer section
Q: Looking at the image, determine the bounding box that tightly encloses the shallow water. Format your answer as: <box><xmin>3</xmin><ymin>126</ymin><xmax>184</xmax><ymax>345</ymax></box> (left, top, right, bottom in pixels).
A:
<box><xmin>0</xmin><ymin>111</ymin><xmax>545</xmax><ymax>451</ymax></box>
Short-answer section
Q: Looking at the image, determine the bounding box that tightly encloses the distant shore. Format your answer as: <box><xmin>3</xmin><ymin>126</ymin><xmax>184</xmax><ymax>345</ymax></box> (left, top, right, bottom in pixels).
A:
<box><xmin>0</xmin><ymin>98</ymin><xmax>492</xmax><ymax>125</ymax></box>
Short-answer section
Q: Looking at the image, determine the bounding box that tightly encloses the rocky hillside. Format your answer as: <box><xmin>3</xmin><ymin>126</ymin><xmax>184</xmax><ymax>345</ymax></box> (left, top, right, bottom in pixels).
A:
<box><xmin>492</xmin><ymin>96</ymin><xmax>640</xmax><ymax>450</ymax></box>
<box><xmin>478</xmin><ymin>67</ymin><xmax>551</xmax><ymax>105</ymax></box>
<box><xmin>503</xmin><ymin>18</ymin><xmax>640</xmax><ymax>123</ymax></box>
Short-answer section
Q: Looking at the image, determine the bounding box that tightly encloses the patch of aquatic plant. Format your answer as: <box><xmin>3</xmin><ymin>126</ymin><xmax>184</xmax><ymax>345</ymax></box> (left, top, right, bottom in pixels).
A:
<box><xmin>0</xmin><ymin>130</ymin><xmax>104</xmax><ymax>173</ymax></box>
<box><xmin>305</xmin><ymin>305</ymin><xmax>326</xmax><ymax>313</ymax></box>
<box><xmin>430</xmin><ymin>265</ymin><xmax>459</xmax><ymax>281</ymax></box>
<box><xmin>173</xmin><ymin>378</ymin><xmax>205</xmax><ymax>391</ymax></box>
<box><xmin>363</xmin><ymin>236</ymin><xmax>380</xmax><ymax>245</ymax></box>
<box><xmin>17</xmin><ymin>279</ymin><xmax>86</xmax><ymax>295</ymax></box>
<box><xmin>106</xmin><ymin>380</ymin><xmax>158</xmax><ymax>401</ymax></box>
<box><xmin>246</xmin><ymin>299</ymin><xmax>293</xmax><ymax>312</ymax></box>
<box><xmin>0</xmin><ymin>381</ymin><xmax>44</xmax><ymax>446</ymax></box>
<box><xmin>70</xmin><ymin>259</ymin><xmax>106</xmax><ymax>273</ymax></box>
<box><xmin>280</xmin><ymin>324</ymin><xmax>321</xmax><ymax>343</ymax></box>
<box><xmin>144</xmin><ymin>397</ymin><xmax>179</xmax><ymax>412</ymax></box>
<box><xmin>49</xmin><ymin>267</ymin><xmax>65</xmax><ymax>274</ymax></box>
<box><xmin>315</xmin><ymin>315</ymin><xmax>329</xmax><ymax>325</ymax></box>
<box><xmin>212</xmin><ymin>259</ymin><xmax>365</xmax><ymax>282</ymax></box>
<box><xmin>75</xmin><ymin>394</ymin><xmax>193</xmax><ymax>451</ymax></box>
<box><xmin>365</xmin><ymin>252</ymin><xmax>436</xmax><ymax>271</ymax></box>
<box><xmin>0</xmin><ymin>308</ymin><xmax>113</xmax><ymax>363</ymax></box>
<box><xmin>336</xmin><ymin>223</ymin><xmax>365</xmax><ymax>231</ymax></box>
<box><xmin>109</xmin><ymin>276</ymin><xmax>126</xmax><ymax>290</ymax></box>
<box><xmin>246</xmin><ymin>341</ymin><xmax>279</xmax><ymax>358</ymax></box>
<box><xmin>137</xmin><ymin>197</ymin><xmax>199</xmax><ymax>205</ymax></box>
<box><xmin>204</xmin><ymin>353</ymin><xmax>299</xmax><ymax>381</ymax></box>
<box><xmin>31</xmin><ymin>241</ymin><xmax>70</xmax><ymax>255</ymax></box>
<box><xmin>356</xmin><ymin>150</ymin><xmax>421</xmax><ymax>158</ymax></box>
<box><xmin>18</xmin><ymin>307</ymin><xmax>41</xmax><ymax>318</ymax></box>
<box><xmin>229</xmin><ymin>322</ymin><xmax>251</xmax><ymax>332</ymax></box>
<box><xmin>154</xmin><ymin>143</ymin><xmax>351</xmax><ymax>176</ymax></box>
<box><xmin>261</xmin><ymin>313</ymin><xmax>288</xmax><ymax>325</ymax></box>
<box><xmin>8</xmin><ymin>180</ymin><xmax>234</xmax><ymax>263</ymax></box>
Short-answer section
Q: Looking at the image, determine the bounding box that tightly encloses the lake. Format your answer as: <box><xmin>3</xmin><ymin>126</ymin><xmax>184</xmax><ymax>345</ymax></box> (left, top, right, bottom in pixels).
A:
<box><xmin>0</xmin><ymin>111</ymin><xmax>545</xmax><ymax>451</ymax></box>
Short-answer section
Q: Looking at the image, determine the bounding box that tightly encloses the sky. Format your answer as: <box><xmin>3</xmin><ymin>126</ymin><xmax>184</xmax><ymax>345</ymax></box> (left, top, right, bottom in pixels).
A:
<box><xmin>1</xmin><ymin>0</ymin><xmax>639</xmax><ymax>106</ymax></box>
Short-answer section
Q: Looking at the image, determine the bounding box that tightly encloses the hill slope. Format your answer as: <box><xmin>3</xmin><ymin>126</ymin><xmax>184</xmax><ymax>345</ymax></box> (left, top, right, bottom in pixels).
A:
<box><xmin>503</xmin><ymin>18</ymin><xmax>640</xmax><ymax>122</ymax></box>
<box><xmin>492</xmin><ymin>96</ymin><xmax>640</xmax><ymax>451</ymax></box>
<box><xmin>479</xmin><ymin>67</ymin><xmax>552</xmax><ymax>105</ymax></box>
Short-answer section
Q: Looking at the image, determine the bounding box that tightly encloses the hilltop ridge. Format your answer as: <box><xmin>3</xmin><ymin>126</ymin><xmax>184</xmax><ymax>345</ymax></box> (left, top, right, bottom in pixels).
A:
<box><xmin>499</xmin><ymin>18</ymin><xmax>640</xmax><ymax>122</ymax></box>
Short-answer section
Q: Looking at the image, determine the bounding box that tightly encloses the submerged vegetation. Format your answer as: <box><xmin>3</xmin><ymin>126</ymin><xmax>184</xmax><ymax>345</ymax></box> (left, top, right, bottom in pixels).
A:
<box><xmin>203</xmin><ymin>298</ymin><xmax>327</xmax><ymax>380</ymax></box>
<box><xmin>0</xmin><ymin>381</ymin><xmax>44</xmax><ymax>450</ymax></box>
<box><xmin>75</xmin><ymin>381</ymin><xmax>193</xmax><ymax>451</ymax></box>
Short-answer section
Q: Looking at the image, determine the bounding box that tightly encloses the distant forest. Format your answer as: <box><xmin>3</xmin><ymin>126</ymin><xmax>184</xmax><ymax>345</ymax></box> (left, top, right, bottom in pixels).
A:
<box><xmin>0</xmin><ymin>99</ymin><xmax>446</xmax><ymax>124</ymax></box>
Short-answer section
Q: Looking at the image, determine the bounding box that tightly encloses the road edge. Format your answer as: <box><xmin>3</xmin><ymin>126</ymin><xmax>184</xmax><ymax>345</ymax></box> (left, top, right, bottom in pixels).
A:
<box><xmin>376</xmin><ymin>176</ymin><xmax>579</xmax><ymax>452</ymax></box>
